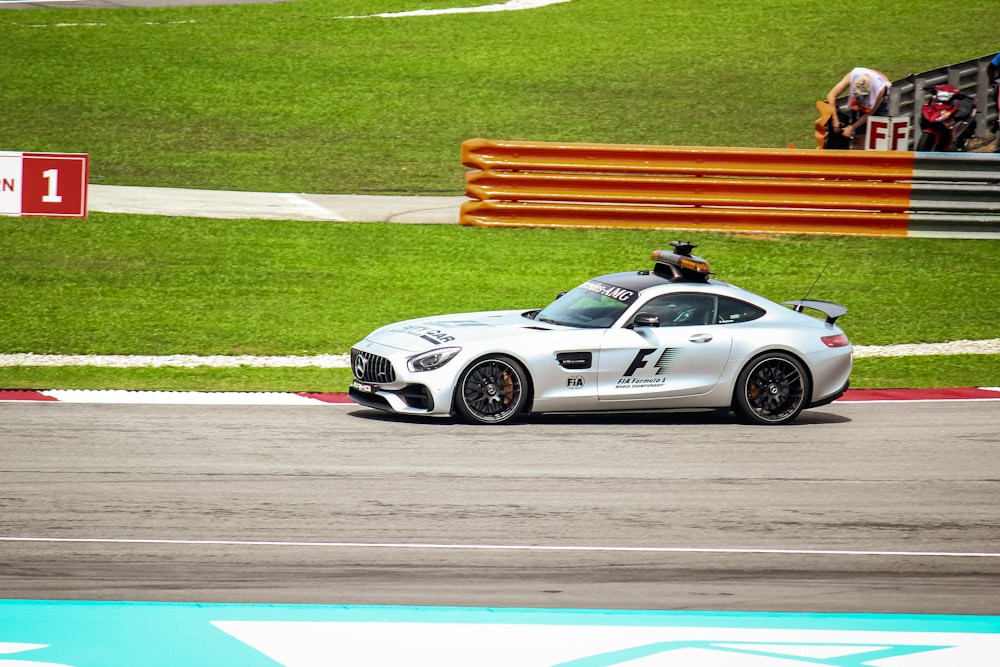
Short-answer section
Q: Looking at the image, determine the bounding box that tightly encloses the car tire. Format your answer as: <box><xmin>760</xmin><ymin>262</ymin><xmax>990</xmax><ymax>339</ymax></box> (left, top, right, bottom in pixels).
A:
<box><xmin>455</xmin><ymin>355</ymin><xmax>529</xmax><ymax>425</ymax></box>
<box><xmin>732</xmin><ymin>352</ymin><xmax>810</xmax><ymax>425</ymax></box>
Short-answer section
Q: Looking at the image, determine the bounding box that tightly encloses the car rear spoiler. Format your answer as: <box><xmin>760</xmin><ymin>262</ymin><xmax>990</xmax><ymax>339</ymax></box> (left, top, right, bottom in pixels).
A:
<box><xmin>781</xmin><ymin>299</ymin><xmax>847</xmax><ymax>325</ymax></box>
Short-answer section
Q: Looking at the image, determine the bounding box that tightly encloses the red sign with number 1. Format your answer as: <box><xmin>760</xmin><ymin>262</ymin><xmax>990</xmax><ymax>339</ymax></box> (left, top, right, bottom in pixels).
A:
<box><xmin>0</xmin><ymin>151</ymin><xmax>89</xmax><ymax>218</ymax></box>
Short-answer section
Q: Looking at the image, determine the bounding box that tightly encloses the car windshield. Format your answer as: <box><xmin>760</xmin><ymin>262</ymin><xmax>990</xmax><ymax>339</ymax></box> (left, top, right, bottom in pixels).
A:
<box><xmin>534</xmin><ymin>279</ymin><xmax>637</xmax><ymax>328</ymax></box>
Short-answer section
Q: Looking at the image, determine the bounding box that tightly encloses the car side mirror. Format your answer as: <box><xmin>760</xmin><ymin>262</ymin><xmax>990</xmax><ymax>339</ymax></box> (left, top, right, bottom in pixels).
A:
<box><xmin>631</xmin><ymin>312</ymin><xmax>660</xmax><ymax>328</ymax></box>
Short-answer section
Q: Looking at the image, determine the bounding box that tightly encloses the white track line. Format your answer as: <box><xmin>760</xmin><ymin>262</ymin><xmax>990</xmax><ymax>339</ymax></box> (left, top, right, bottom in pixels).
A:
<box><xmin>853</xmin><ymin>338</ymin><xmax>1000</xmax><ymax>357</ymax></box>
<box><xmin>0</xmin><ymin>353</ymin><xmax>351</xmax><ymax>368</ymax></box>
<box><xmin>0</xmin><ymin>340</ymin><xmax>1000</xmax><ymax>368</ymax></box>
<box><xmin>1</xmin><ymin>340</ymin><xmax>998</xmax><ymax>368</ymax></box>
<box><xmin>0</xmin><ymin>536</ymin><xmax>996</xmax><ymax>558</ymax></box>
<box><xmin>341</xmin><ymin>0</ymin><xmax>571</xmax><ymax>19</ymax></box>
<box><xmin>41</xmin><ymin>389</ymin><xmax>335</xmax><ymax>404</ymax></box>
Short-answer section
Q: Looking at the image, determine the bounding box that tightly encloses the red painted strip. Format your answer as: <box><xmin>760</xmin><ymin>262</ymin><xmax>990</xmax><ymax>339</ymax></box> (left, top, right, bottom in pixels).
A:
<box><xmin>296</xmin><ymin>392</ymin><xmax>353</xmax><ymax>404</ymax></box>
<box><xmin>840</xmin><ymin>387</ymin><xmax>1000</xmax><ymax>401</ymax></box>
<box><xmin>0</xmin><ymin>389</ymin><xmax>58</xmax><ymax>401</ymax></box>
<box><xmin>307</xmin><ymin>389</ymin><xmax>1000</xmax><ymax>404</ymax></box>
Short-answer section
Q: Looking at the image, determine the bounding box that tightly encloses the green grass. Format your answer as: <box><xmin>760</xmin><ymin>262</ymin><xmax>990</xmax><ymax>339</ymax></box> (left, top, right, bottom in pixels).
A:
<box><xmin>852</xmin><ymin>355</ymin><xmax>1000</xmax><ymax>391</ymax></box>
<box><xmin>1</xmin><ymin>1</ymin><xmax>998</xmax><ymax>393</ymax></box>
<box><xmin>2</xmin><ymin>215</ymin><xmax>999</xmax><ymax>353</ymax></box>
<box><xmin>0</xmin><ymin>366</ymin><xmax>355</xmax><ymax>393</ymax></box>
<box><xmin>1</xmin><ymin>358</ymin><xmax>998</xmax><ymax>394</ymax></box>
<box><xmin>1</xmin><ymin>215</ymin><xmax>998</xmax><ymax>391</ymax></box>
<box><xmin>1</xmin><ymin>0</ymin><xmax>997</xmax><ymax>194</ymax></box>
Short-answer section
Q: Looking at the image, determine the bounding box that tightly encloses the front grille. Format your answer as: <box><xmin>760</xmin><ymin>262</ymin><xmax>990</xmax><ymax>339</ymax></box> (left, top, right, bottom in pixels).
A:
<box><xmin>351</xmin><ymin>348</ymin><xmax>396</xmax><ymax>384</ymax></box>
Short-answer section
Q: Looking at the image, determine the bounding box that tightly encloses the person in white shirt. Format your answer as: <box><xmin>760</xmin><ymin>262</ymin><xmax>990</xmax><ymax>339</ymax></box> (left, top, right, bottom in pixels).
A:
<box><xmin>825</xmin><ymin>67</ymin><xmax>891</xmax><ymax>148</ymax></box>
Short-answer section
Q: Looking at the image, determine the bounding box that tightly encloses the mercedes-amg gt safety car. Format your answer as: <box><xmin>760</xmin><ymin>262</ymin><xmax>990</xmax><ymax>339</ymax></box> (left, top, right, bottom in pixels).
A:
<box><xmin>350</xmin><ymin>243</ymin><xmax>851</xmax><ymax>425</ymax></box>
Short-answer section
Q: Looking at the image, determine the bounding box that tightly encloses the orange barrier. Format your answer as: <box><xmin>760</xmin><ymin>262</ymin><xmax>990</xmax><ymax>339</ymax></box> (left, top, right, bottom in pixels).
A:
<box><xmin>465</xmin><ymin>171</ymin><xmax>913</xmax><ymax>211</ymax></box>
<box><xmin>460</xmin><ymin>138</ymin><xmax>918</xmax><ymax>236</ymax></box>
<box><xmin>461</xmin><ymin>200</ymin><xmax>911</xmax><ymax>236</ymax></box>
<box><xmin>461</xmin><ymin>138</ymin><xmax>916</xmax><ymax>180</ymax></box>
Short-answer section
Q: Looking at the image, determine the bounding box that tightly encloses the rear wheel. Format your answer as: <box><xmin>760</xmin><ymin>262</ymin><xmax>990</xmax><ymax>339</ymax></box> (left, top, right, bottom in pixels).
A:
<box><xmin>454</xmin><ymin>355</ymin><xmax>529</xmax><ymax>425</ymax></box>
<box><xmin>957</xmin><ymin>119</ymin><xmax>976</xmax><ymax>151</ymax></box>
<box><xmin>733</xmin><ymin>352</ymin><xmax>810</xmax><ymax>425</ymax></box>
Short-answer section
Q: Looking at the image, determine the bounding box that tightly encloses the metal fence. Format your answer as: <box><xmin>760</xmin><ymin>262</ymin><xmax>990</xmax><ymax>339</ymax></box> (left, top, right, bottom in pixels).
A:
<box><xmin>881</xmin><ymin>53</ymin><xmax>998</xmax><ymax>146</ymax></box>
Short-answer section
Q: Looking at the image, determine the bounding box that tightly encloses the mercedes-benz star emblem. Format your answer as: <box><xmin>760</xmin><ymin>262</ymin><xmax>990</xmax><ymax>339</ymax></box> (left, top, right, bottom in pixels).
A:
<box><xmin>354</xmin><ymin>354</ymin><xmax>368</xmax><ymax>378</ymax></box>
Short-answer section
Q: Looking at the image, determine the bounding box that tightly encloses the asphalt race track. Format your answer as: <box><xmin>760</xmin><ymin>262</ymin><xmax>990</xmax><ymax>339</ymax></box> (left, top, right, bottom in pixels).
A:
<box><xmin>2</xmin><ymin>398</ymin><xmax>998</xmax><ymax>615</ymax></box>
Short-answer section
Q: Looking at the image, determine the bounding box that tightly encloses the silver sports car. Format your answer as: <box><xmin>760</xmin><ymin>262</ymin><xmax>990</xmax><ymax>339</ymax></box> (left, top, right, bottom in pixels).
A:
<box><xmin>350</xmin><ymin>243</ymin><xmax>851</xmax><ymax>425</ymax></box>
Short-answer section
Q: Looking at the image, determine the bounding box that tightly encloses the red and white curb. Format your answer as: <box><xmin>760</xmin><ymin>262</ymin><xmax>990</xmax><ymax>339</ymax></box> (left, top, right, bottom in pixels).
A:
<box><xmin>840</xmin><ymin>387</ymin><xmax>1000</xmax><ymax>401</ymax></box>
<box><xmin>0</xmin><ymin>389</ymin><xmax>352</xmax><ymax>405</ymax></box>
<box><xmin>1</xmin><ymin>388</ymin><xmax>999</xmax><ymax>405</ymax></box>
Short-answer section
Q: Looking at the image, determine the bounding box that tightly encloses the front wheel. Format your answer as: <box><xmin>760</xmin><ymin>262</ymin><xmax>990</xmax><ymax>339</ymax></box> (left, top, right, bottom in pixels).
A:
<box><xmin>732</xmin><ymin>352</ymin><xmax>810</xmax><ymax>425</ymax></box>
<box><xmin>454</xmin><ymin>355</ymin><xmax>529</xmax><ymax>425</ymax></box>
<box><xmin>916</xmin><ymin>131</ymin><xmax>938</xmax><ymax>151</ymax></box>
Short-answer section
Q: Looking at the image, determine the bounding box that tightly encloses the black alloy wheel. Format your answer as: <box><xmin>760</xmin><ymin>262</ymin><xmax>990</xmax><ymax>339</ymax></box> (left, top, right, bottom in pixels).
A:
<box><xmin>733</xmin><ymin>352</ymin><xmax>810</xmax><ymax>425</ymax></box>
<box><xmin>455</xmin><ymin>355</ymin><xmax>528</xmax><ymax>425</ymax></box>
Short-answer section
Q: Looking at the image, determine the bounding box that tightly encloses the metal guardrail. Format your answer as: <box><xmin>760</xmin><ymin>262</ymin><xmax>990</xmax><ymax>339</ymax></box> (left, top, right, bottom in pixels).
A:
<box><xmin>460</xmin><ymin>138</ymin><xmax>1000</xmax><ymax>239</ymax></box>
<box><xmin>881</xmin><ymin>53</ymin><xmax>997</xmax><ymax>146</ymax></box>
<box><xmin>907</xmin><ymin>153</ymin><xmax>1000</xmax><ymax>233</ymax></box>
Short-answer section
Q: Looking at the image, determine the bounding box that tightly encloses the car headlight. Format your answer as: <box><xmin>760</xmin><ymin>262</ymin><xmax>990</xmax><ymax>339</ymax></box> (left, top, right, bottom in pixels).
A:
<box><xmin>407</xmin><ymin>347</ymin><xmax>461</xmax><ymax>372</ymax></box>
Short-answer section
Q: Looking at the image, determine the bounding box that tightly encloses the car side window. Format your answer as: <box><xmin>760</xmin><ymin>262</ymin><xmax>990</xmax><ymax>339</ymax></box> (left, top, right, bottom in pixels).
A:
<box><xmin>633</xmin><ymin>293</ymin><xmax>718</xmax><ymax>327</ymax></box>
<box><xmin>716</xmin><ymin>296</ymin><xmax>765</xmax><ymax>324</ymax></box>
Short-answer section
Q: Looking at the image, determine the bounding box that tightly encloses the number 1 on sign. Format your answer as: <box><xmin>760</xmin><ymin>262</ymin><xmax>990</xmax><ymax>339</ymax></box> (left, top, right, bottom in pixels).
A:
<box><xmin>41</xmin><ymin>168</ymin><xmax>63</xmax><ymax>203</ymax></box>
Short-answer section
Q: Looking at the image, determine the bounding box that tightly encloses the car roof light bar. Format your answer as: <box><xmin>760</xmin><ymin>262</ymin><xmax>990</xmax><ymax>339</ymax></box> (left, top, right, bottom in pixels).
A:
<box><xmin>651</xmin><ymin>242</ymin><xmax>712</xmax><ymax>282</ymax></box>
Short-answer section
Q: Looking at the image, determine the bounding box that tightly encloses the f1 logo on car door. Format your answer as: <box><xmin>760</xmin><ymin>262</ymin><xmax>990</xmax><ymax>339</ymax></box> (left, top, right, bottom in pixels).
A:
<box><xmin>597</xmin><ymin>328</ymin><xmax>732</xmax><ymax>400</ymax></box>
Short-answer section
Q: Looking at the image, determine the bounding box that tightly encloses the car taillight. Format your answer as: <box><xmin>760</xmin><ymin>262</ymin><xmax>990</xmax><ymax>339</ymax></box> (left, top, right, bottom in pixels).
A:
<box><xmin>822</xmin><ymin>334</ymin><xmax>850</xmax><ymax>348</ymax></box>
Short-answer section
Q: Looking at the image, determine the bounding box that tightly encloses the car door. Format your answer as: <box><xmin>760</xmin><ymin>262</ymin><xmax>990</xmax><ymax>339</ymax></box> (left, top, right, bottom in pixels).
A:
<box><xmin>597</xmin><ymin>293</ymin><xmax>733</xmax><ymax>401</ymax></box>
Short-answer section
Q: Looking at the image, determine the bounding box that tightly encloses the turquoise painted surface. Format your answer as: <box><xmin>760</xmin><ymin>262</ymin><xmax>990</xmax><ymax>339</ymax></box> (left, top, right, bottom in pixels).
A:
<box><xmin>1</xmin><ymin>600</ymin><xmax>998</xmax><ymax>667</ymax></box>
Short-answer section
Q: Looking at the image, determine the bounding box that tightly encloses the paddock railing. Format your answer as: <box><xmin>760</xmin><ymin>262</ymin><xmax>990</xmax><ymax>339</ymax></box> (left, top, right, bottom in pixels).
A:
<box><xmin>460</xmin><ymin>138</ymin><xmax>1000</xmax><ymax>238</ymax></box>
<box><xmin>883</xmin><ymin>53</ymin><xmax>999</xmax><ymax>145</ymax></box>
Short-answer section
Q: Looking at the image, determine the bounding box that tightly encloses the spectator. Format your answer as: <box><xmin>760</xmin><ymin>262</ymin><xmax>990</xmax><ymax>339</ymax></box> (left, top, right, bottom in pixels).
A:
<box><xmin>825</xmin><ymin>67</ymin><xmax>891</xmax><ymax>148</ymax></box>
